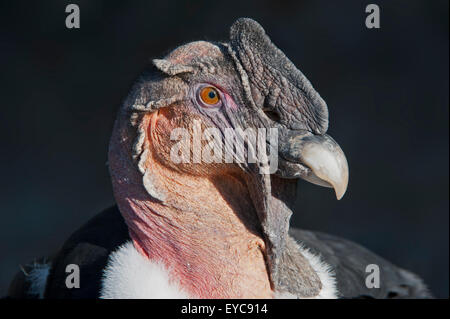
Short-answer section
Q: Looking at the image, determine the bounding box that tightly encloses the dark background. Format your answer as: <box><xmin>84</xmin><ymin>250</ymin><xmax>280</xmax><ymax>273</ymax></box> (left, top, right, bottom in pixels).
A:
<box><xmin>0</xmin><ymin>0</ymin><xmax>448</xmax><ymax>297</ymax></box>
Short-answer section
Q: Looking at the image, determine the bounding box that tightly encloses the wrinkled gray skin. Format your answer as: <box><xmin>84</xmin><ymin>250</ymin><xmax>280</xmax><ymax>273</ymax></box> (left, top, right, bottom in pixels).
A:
<box><xmin>129</xmin><ymin>18</ymin><xmax>346</xmax><ymax>297</ymax></box>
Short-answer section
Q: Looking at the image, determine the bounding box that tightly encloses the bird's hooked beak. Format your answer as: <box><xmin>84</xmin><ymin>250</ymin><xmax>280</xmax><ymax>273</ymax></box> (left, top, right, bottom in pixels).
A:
<box><xmin>279</xmin><ymin>131</ymin><xmax>349</xmax><ymax>200</ymax></box>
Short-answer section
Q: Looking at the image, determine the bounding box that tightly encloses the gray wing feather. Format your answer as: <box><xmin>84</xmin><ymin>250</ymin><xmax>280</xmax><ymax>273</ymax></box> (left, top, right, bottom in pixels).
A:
<box><xmin>289</xmin><ymin>228</ymin><xmax>432</xmax><ymax>298</ymax></box>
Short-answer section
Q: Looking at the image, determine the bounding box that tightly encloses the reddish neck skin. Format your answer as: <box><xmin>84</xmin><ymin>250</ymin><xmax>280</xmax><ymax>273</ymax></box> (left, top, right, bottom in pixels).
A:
<box><xmin>109</xmin><ymin>109</ymin><xmax>273</xmax><ymax>298</ymax></box>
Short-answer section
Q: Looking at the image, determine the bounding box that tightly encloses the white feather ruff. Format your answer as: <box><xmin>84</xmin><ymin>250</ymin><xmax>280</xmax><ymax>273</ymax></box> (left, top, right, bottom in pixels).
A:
<box><xmin>26</xmin><ymin>262</ymin><xmax>51</xmax><ymax>298</ymax></box>
<box><xmin>100</xmin><ymin>240</ymin><xmax>338</xmax><ymax>299</ymax></box>
<box><xmin>100</xmin><ymin>242</ymin><xmax>190</xmax><ymax>299</ymax></box>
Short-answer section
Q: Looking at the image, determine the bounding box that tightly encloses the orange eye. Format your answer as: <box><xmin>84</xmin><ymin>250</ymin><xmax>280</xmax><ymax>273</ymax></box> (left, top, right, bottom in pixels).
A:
<box><xmin>199</xmin><ymin>86</ymin><xmax>220</xmax><ymax>105</ymax></box>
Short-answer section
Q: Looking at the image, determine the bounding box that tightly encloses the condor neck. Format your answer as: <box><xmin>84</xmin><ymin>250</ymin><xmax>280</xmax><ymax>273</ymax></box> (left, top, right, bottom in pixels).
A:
<box><xmin>109</xmin><ymin>118</ymin><xmax>273</xmax><ymax>298</ymax></box>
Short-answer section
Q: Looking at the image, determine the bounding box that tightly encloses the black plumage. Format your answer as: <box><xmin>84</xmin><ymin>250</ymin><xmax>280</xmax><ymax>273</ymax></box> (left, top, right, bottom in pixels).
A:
<box><xmin>9</xmin><ymin>206</ymin><xmax>431</xmax><ymax>298</ymax></box>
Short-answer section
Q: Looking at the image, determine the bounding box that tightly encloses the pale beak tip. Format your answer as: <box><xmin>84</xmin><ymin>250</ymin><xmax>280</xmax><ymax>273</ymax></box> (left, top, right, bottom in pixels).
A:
<box><xmin>332</xmin><ymin>169</ymin><xmax>348</xmax><ymax>200</ymax></box>
<box><xmin>335</xmin><ymin>187</ymin><xmax>346</xmax><ymax>200</ymax></box>
<box><xmin>300</xmin><ymin>134</ymin><xmax>349</xmax><ymax>201</ymax></box>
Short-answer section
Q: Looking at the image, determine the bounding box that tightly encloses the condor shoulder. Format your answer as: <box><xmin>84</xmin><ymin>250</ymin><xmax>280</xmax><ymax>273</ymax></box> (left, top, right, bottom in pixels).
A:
<box><xmin>44</xmin><ymin>206</ymin><xmax>130</xmax><ymax>298</ymax></box>
<box><xmin>289</xmin><ymin>228</ymin><xmax>432</xmax><ymax>299</ymax></box>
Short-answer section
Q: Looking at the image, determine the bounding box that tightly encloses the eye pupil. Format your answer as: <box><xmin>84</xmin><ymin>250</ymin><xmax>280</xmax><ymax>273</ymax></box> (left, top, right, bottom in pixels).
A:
<box><xmin>199</xmin><ymin>86</ymin><xmax>220</xmax><ymax>106</ymax></box>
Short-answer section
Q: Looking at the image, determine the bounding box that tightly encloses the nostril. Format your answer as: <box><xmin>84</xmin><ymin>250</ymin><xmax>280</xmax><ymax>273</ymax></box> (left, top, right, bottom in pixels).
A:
<box><xmin>263</xmin><ymin>110</ymin><xmax>281</xmax><ymax>122</ymax></box>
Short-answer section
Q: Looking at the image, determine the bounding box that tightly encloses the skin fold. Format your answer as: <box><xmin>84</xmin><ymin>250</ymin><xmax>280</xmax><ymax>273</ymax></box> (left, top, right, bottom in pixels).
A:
<box><xmin>108</xmin><ymin>18</ymin><xmax>348</xmax><ymax>298</ymax></box>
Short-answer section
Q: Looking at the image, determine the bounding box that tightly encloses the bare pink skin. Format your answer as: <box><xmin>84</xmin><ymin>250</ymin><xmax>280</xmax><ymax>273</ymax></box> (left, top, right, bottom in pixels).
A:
<box><xmin>109</xmin><ymin>106</ymin><xmax>273</xmax><ymax>298</ymax></box>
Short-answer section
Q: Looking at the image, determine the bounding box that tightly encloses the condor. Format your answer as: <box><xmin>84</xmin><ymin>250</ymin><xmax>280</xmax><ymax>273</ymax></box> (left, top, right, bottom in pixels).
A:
<box><xmin>8</xmin><ymin>18</ymin><xmax>430</xmax><ymax>299</ymax></box>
